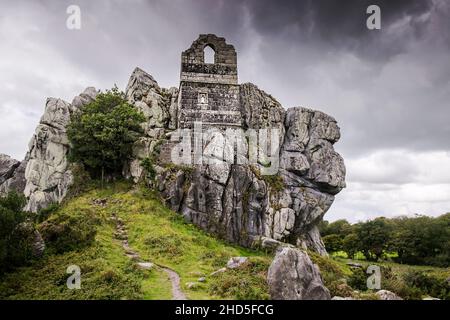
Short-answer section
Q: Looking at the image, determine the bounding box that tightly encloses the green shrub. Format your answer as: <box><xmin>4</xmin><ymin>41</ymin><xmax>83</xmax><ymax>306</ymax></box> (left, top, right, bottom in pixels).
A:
<box><xmin>0</xmin><ymin>192</ymin><xmax>34</xmax><ymax>274</ymax></box>
<box><xmin>3</xmin><ymin>222</ymin><xmax>36</xmax><ymax>270</ymax></box>
<box><xmin>39</xmin><ymin>212</ymin><xmax>99</xmax><ymax>254</ymax></box>
<box><xmin>141</xmin><ymin>157</ymin><xmax>157</xmax><ymax>182</ymax></box>
<box><xmin>323</xmin><ymin>234</ymin><xmax>343</xmax><ymax>253</ymax></box>
<box><xmin>209</xmin><ymin>257</ymin><xmax>270</xmax><ymax>300</ymax></box>
<box><xmin>36</xmin><ymin>203</ymin><xmax>60</xmax><ymax>223</ymax></box>
<box><xmin>403</xmin><ymin>270</ymin><xmax>450</xmax><ymax>300</ymax></box>
<box><xmin>308</xmin><ymin>251</ymin><xmax>347</xmax><ymax>281</ymax></box>
<box><xmin>347</xmin><ymin>267</ymin><xmax>368</xmax><ymax>291</ymax></box>
<box><xmin>200</xmin><ymin>251</ymin><xmax>231</xmax><ymax>268</ymax></box>
<box><xmin>306</xmin><ymin>251</ymin><xmax>355</xmax><ymax>297</ymax></box>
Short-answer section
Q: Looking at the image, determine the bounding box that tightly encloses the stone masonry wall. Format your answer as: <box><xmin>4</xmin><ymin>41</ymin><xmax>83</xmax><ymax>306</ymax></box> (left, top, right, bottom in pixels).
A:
<box><xmin>179</xmin><ymin>34</ymin><xmax>241</xmax><ymax>129</ymax></box>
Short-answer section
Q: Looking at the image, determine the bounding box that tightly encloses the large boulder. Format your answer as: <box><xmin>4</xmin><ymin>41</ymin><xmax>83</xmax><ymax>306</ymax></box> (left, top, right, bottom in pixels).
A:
<box><xmin>123</xmin><ymin>67</ymin><xmax>178</xmax><ymax>182</ymax></box>
<box><xmin>267</xmin><ymin>247</ymin><xmax>331</xmax><ymax>300</ymax></box>
<box><xmin>0</xmin><ymin>154</ymin><xmax>20</xmax><ymax>185</ymax></box>
<box><xmin>23</xmin><ymin>88</ymin><xmax>97</xmax><ymax>212</ymax></box>
<box><xmin>0</xmin><ymin>154</ymin><xmax>27</xmax><ymax>195</ymax></box>
<box><xmin>153</xmin><ymin>79</ymin><xmax>345</xmax><ymax>254</ymax></box>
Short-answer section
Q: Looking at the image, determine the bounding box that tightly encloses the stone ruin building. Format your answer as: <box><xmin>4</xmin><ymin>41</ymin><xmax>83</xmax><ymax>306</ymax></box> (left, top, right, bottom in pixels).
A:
<box><xmin>178</xmin><ymin>34</ymin><xmax>242</xmax><ymax>129</ymax></box>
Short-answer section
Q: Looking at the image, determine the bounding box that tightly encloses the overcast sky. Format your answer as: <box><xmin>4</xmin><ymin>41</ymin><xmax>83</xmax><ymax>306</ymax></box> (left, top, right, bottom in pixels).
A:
<box><xmin>1</xmin><ymin>0</ymin><xmax>449</xmax><ymax>222</ymax></box>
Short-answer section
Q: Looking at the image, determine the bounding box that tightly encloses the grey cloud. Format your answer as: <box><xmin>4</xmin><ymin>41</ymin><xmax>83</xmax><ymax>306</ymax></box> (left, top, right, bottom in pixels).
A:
<box><xmin>241</xmin><ymin>0</ymin><xmax>437</xmax><ymax>60</ymax></box>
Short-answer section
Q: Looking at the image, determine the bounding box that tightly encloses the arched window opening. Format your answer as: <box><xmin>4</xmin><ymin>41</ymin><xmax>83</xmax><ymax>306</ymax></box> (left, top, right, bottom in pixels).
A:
<box><xmin>203</xmin><ymin>45</ymin><xmax>215</xmax><ymax>64</ymax></box>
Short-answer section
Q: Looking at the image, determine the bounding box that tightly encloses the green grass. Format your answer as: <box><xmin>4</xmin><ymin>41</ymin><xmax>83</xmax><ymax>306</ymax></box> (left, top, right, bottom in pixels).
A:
<box><xmin>0</xmin><ymin>221</ymin><xmax>143</xmax><ymax>299</ymax></box>
<box><xmin>0</xmin><ymin>181</ymin><xmax>272</xmax><ymax>300</ymax></box>
<box><xmin>141</xmin><ymin>269</ymin><xmax>172</xmax><ymax>300</ymax></box>
<box><xmin>111</xmin><ymin>186</ymin><xmax>272</xmax><ymax>299</ymax></box>
<box><xmin>314</xmin><ymin>250</ymin><xmax>450</xmax><ymax>300</ymax></box>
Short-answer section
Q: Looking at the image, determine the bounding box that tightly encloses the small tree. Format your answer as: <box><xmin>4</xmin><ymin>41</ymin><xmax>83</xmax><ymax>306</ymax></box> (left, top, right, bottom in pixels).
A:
<box><xmin>355</xmin><ymin>218</ymin><xmax>392</xmax><ymax>261</ymax></box>
<box><xmin>67</xmin><ymin>87</ymin><xmax>145</xmax><ymax>183</ymax></box>
<box><xmin>323</xmin><ymin>234</ymin><xmax>343</xmax><ymax>253</ymax></box>
<box><xmin>342</xmin><ymin>233</ymin><xmax>359</xmax><ymax>259</ymax></box>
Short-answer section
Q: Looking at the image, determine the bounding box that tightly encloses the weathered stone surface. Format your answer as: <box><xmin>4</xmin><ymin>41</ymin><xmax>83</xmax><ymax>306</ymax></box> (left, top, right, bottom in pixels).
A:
<box><xmin>126</xmin><ymin>67</ymin><xmax>171</xmax><ymax>134</ymax></box>
<box><xmin>267</xmin><ymin>247</ymin><xmax>331</xmax><ymax>300</ymax></box>
<box><xmin>375</xmin><ymin>290</ymin><xmax>403</xmax><ymax>300</ymax></box>
<box><xmin>147</xmin><ymin>65</ymin><xmax>345</xmax><ymax>254</ymax></box>
<box><xmin>283</xmin><ymin>107</ymin><xmax>346</xmax><ymax>195</ymax></box>
<box><xmin>0</xmin><ymin>154</ymin><xmax>27</xmax><ymax>195</ymax></box>
<box><xmin>123</xmin><ymin>67</ymin><xmax>178</xmax><ymax>182</ymax></box>
<box><xmin>23</xmin><ymin>87</ymin><xmax>97</xmax><ymax>212</ymax></box>
<box><xmin>226</xmin><ymin>257</ymin><xmax>248</xmax><ymax>269</ymax></box>
<box><xmin>136</xmin><ymin>262</ymin><xmax>154</xmax><ymax>270</ymax></box>
<box><xmin>346</xmin><ymin>262</ymin><xmax>363</xmax><ymax>268</ymax></box>
<box><xmin>32</xmin><ymin>229</ymin><xmax>46</xmax><ymax>258</ymax></box>
<box><xmin>71</xmin><ymin>87</ymin><xmax>98</xmax><ymax>109</ymax></box>
<box><xmin>0</xmin><ymin>154</ymin><xmax>20</xmax><ymax>185</ymax></box>
<box><xmin>210</xmin><ymin>267</ymin><xmax>227</xmax><ymax>276</ymax></box>
<box><xmin>240</xmin><ymin>83</ymin><xmax>285</xmax><ymax>128</ymax></box>
<box><xmin>251</xmin><ymin>236</ymin><xmax>294</xmax><ymax>251</ymax></box>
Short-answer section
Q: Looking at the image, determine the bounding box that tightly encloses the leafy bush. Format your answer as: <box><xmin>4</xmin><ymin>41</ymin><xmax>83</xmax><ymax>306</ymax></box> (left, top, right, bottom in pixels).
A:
<box><xmin>36</xmin><ymin>203</ymin><xmax>60</xmax><ymax>223</ymax></box>
<box><xmin>342</xmin><ymin>233</ymin><xmax>359</xmax><ymax>259</ymax></box>
<box><xmin>326</xmin><ymin>279</ymin><xmax>355</xmax><ymax>297</ymax></box>
<box><xmin>0</xmin><ymin>192</ymin><xmax>35</xmax><ymax>274</ymax></box>
<box><xmin>390</xmin><ymin>214</ymin><xmax>450</xmax><ymax>267</ymax></box>
<box><xmin>320</xmin><ymin>219</ymin><xmax>352</xmax><ymax>237</ymax></box>
<box><xmin>403</xmin><ymin>270</ymin><xmax>450</xmax><ymax>300</ymax></box>
<box><xmin>67</xmin><ymin>87</ymin><xmax>145</xmax><ymax>180</ymax></box>
<box><xmin>355</xmin><ymin>218</ymin><xmax>392</xmax><ymax>261</ymax></box>
<box><xmin>140</xmin><ymin>157</ymin><xmax>157</xmax><ymax>182</ymax></box>
<box><xmin>209</xmin><ymin>257</ymin><xmax>270</xmax><ymax>299</ymax></box>
<box><xmin>378</xmin><ymin>266</ymin><xmax>421</xmax><ymax>300</ymax></box>
<box><xmin>347</xmin><ymin>267</ymin><xmax>368</xmax><ymax>291</ymax></box>
<box><xmin>323</xmin><ymin>234</ymin><xmax>343</xmax><ymax>253</ymax></box>
<box><xmin>39</xmin><ymin>212</ymin><xmax>99</xmax><ymax>254</ymax></box>
<box><xmin>308</xmin><ymin>251</ymin><xmax>354</xmax><ymax>297</ymax></box>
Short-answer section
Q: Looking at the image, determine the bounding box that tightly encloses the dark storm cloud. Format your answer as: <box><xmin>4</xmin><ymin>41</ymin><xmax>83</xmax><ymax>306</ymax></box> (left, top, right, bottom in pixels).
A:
<box><xmin>241</xmin><ymin>0</ymin><xmax>436</xmax><ymax>59</ymax></box>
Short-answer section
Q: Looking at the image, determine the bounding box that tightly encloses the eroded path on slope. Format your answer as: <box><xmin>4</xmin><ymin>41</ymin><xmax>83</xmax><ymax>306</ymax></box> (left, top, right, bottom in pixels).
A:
<box><xmin>111</xmin><ymin>213</ymin><xmax>187</xmax><ymax>300</ymax></box>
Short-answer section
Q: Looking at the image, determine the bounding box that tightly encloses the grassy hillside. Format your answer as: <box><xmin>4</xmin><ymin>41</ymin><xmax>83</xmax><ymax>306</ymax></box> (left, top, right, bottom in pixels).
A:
<box><xmin>0</xmin><ymin>181</ymin><xmax>448</xmax><ymax>300</ymax></box>
<box><xmin>0</xmin><ymin>182</ymin><xmax>272</xmax><ymax>300</ymax></box>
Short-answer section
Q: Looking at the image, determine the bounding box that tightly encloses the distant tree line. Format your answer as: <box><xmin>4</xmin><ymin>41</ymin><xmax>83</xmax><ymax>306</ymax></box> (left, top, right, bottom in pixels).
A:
<box><xmin>319</xmin><ymin>213</ymin><xmax>450</xmax><ymax>267</ymax></box>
